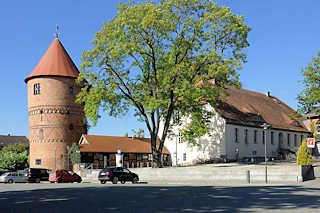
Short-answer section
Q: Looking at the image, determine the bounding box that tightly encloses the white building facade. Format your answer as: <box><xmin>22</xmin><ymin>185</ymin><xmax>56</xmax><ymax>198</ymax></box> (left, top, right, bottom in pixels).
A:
<box><xmin>161</xmin><ymin>87</ymin><xmax>311</xmax><ymax>166</ymax></box>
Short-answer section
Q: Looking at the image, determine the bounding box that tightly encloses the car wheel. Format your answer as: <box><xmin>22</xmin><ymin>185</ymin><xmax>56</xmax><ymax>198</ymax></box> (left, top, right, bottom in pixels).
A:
<box><xmin>121</xmin><ymin>180</ymin><xmax>126</xmax><ymax>184</ymax></box>
<box><xmin>112</xmin><ymin>177</ymin><xmax>118</xmax><ymax>184</ymax></box>
<box><xmin>77</xmin><ymin>179</ymin><xmax>82</xmax><ymax>183</ymax></box>
<box><xmin>57</xmin><ymin>178</ymin><xmax>62</xmax><ymax>183</ymax></box>
<box><xmin>8</xmin><ymin>179</ymin><xmax>14</xmax><ymax>184</ymax></box>
<box><xmin>35</xmin><ymin>178</ymin><xmax>40</xmax><ymax>183</ymax></box>
<box><xmin>100</xmin><ymin>180</ymin><xmax>106</xmax><ymax>184</ymax></box>
<box><xmin>132</xmin><ymin>177</ymin><xmax>138</xmax><ymax>184</ymax></box>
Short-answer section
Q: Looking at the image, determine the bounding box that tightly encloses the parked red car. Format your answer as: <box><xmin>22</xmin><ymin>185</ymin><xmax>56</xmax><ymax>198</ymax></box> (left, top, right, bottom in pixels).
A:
<box><xmin>49</xmin><ymin>169</ymin><xmax>82</xmax><ymax>183</ymax></box>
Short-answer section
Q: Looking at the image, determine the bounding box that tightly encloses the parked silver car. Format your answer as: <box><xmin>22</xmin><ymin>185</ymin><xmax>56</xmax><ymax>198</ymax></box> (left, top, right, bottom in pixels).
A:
<box><xmin>0</xmin><ymin>172</ymin><xmax>28</xmax><ymax>183</ymax></box>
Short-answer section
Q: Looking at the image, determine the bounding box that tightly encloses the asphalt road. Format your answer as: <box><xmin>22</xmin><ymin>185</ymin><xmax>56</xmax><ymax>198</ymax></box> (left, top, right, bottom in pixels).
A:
<box><xmin>1</xmin><ymin>181</ymin><xmax>320</xmax><ymax>213</ymax></box>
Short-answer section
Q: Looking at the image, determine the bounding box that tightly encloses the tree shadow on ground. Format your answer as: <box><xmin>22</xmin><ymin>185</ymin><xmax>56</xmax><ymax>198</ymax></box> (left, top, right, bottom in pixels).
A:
<box><xmin>1</xmin><ymin>184</ymin><xmax>320</xmax><ymax>213</ymax></box>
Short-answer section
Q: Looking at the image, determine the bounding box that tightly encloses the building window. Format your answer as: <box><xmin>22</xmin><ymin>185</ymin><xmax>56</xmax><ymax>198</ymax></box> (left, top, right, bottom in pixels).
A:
<box><xmin>287</xmin><ymin>134</ymin><xmax>290</xmax><ymax>146</ymax></box>
<box><xmin>279</xmin><ymin>133</ymin><xmax>283</xmax><ymax>145</ymax></box>
<box><xmin>254</xmin><ymin>130</ymin><xmax>257</xmax><ymax>144</ymax></box>
<box><xmin>316</xmin><ymin>120</ymin><xmax>320</xmax><ymax>134</ymax></box>
<box><xmin>173</xmin><ymin>111</ymin><xmax>180</xmax><ymax>124</ymax></box>
<box><xmin>69</xmin><ymin>86</ymin><xmax>73</xmax><ymax>94</ymax></box>
<box><xmin>178</xmin><ymin>133</ymin><xmax>182</xmax><ymax>143</ymax></box>
<box><xmin>244</xmin><ymin>129</ymin><xmax>248</xmax><ymax>144</ymax></box>
<box><xmin>300</xmin><ymin>135</ymin><xmax>304</xmax><ymax>144</ymax></box>
<box><xmin>35</xmin><ymin>159</ymin><xmax>41</xmax><ymax>165</ymax></box>
<box><xmin>39</xmin><ymin>129</ymin><xmax>44</xmax><ymax>140</ymax></box>
<box><xmin>294</xmin><ymin>134</ymin><xmax>297</xmax><ymax>147</ymax></box>
<box><xmin>252</xmin><ymin>151</ymin><xmax>257</xmax><ymax>156</ymax></box>
<box><xmin>136</xmin><ymin>154</ymin><xmax>142</xmax><ymax>160</ymax></box>
<box><xmin>235</xmin><ymin>128</ymin><xmax>238</xmax><ymax>143</ymax></box>
<box><xmin>183</xmin><ymin>153</ymin><xmax>186</xmax><ymax>161</ymax></box>
<box><xmin>34</xmin><ymin>83</ymin><xmax>40</xmax><ymax>95</ymax></box>
<box><xmin>271</xmin><ymin>132</ymin><xmax>274</xmax><ymax>145</ymax></box>
<box><xmin>262</xmin><ymin>131</ymin><xmax>265</xmax><ymax>144</ymax></box>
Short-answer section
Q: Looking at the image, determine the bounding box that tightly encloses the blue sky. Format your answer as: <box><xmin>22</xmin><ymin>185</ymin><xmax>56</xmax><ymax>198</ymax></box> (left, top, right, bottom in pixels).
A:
<box><xmin>0</xmin><ymin>0</ymin><xmax>319</xmax><ymax>138</ymax></box>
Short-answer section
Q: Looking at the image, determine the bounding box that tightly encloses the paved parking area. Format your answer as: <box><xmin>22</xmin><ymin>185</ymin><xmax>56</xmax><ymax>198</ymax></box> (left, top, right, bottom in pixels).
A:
<box><xmin>1</xmin><ymin>180</ymin><xmax>320</xmax><ymax>212</ymax></box>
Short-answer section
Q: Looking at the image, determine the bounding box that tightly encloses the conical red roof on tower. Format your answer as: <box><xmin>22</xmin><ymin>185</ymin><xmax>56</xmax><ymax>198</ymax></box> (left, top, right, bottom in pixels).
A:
<box><xmin>25</xmin><ymin>38</ymin><xmax>79</xmax><ymax>82</ymax></box>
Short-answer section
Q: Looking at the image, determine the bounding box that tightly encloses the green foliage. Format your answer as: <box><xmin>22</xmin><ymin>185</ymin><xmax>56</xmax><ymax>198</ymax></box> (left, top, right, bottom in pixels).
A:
<box><xmin>297</xmin><ymin>140</ymin><xmax>313</xmax><ymax>166</ymax></box>
<box><xmin>124</xmin><ymin>132</ymin><xmax>129</xmax><ymax>137</ymax></box>
<box><xmin>132</xmin><ymin>128</ymin><xmax>145</xmax><ymax>138</ymax></box>
<box><xmin>310</xmin><ymin>121</ymin><xmax>320</xmax><ymax>140</ymax></box>
<box><xmin>298</xmin><ymin>51</ymin><xmax>320</xmax><ymax>113</ymax></box>
<box><xmin>68</xmin><ymin>143</ymin><xmax>81</xmax><ymax>166</ymax></box>
<box><xmin>0</xmin><ymin>143</ymin><xmax>29</xmax><ymax>171</ymax></box>
<box><xmin>77</xmin><ymin>0</ymin><xmax>250</xmax><ymax>166</ymax></box>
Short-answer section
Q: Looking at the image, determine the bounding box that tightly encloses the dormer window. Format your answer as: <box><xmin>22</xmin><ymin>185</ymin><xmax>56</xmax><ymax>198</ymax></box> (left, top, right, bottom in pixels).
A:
<box><xmin>34</xmin><ymin>83</ymin><xmax>40</xmax><ymax>95</ymax></box>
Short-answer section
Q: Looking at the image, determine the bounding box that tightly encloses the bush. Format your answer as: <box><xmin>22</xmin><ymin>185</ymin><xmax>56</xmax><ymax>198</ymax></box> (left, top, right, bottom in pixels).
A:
<box><xmin>0</xmin><ymin>143</ymin><xmax>29</xmax><ymax>171</ymax></box>
<box><xmin>68</xmin><ymin>143</ymin><xmax>81</xmax><ymax>167</ymax></box>
<box><xmin>297</xmin><ymin>140</ymin><xmax>312</xmax><ymax>166</ymax></box>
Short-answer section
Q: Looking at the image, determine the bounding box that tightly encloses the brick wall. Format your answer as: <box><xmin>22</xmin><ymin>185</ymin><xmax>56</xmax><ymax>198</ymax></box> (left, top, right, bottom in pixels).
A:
<box><xmin>27</xmin><ymin>76</ymin><xmax>85</xmax><ymax>170</ymax></box>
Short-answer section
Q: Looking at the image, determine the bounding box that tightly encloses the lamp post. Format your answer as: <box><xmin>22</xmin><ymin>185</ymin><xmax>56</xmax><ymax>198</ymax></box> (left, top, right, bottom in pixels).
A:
<box><xmin>261</xmin><ymin>123</ymin><xmax>271</xmax><ymax>184</ymax></box>
<box><xmin>66</xmin><ymin>145</ymin><xmax>70</xmax><ymax>169</ymax></box>
<box><xmin>176</xmin><ymin>134</ymin><xmax>178</xmax><ymax>167</ymax></box>
<box><xmin>54</xmin><ymin>147</ymin><xmax>57</xmax><ymax>170</ymax></box>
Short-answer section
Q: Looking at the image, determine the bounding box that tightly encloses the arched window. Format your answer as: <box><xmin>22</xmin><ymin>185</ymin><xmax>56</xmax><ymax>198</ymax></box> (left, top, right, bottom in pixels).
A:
<box><xmin>39</xmin><ymin>129</ymin><xmax>44</xmax><ymax>140</ymax></box>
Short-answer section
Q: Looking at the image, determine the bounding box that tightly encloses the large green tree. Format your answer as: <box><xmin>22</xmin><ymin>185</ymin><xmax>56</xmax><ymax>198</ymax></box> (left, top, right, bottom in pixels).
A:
<box><xmin>297</xmin><ymin>52</ymin><xmax>320</xmax><ymax>113</ymax></box>
<box><xmin>78</xmin><ymin>0</ymin><xmax>250</xmax><ymax>167</ymax></box>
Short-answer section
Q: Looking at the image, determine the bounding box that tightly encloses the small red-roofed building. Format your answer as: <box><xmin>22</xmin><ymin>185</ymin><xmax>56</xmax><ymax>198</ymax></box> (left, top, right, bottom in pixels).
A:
<box><xmin>79</xmin><ymin>135</ymin><xmax>171</xmax><ymax>168</ymax></box>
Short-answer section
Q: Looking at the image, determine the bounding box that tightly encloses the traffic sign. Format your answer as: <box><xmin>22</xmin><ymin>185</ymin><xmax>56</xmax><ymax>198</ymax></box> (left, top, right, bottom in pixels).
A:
<box><xmin>307</xmin><ymin>138</ymin><xmax>315</xmax><ymax>148</ymax></box>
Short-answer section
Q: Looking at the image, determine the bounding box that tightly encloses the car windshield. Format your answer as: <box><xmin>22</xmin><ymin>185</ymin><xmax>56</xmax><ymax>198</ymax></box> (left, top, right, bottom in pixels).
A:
<box><xmin>1</xmin><ymin>173</ymin><xmax>9</xmax><ymax>176</ymax></box>
<box><xmin>67</xmin><ymin>170</ymin><xmax>75</xmax><ymax>175</ymax></box>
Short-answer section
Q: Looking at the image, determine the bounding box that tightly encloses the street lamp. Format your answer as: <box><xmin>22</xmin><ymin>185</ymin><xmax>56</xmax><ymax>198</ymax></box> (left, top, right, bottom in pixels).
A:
<box><xmin>54</xmin><ymin>147</ymin><xmax>57</xmax><ymax>170</ymax></box>
<box><xmin>175</xmin><ymin>133</ymin><xmax>179</xmax><ymax>167</ymax></box>
<box><xmin>66</xmin><ymin>145</ymin><xmax>70</xmax><ymax>169</ymax></box>
<box><xmin>261</xmin><ymin>123</ymin><xmax>271</xmax><ymax>184</ymax></box>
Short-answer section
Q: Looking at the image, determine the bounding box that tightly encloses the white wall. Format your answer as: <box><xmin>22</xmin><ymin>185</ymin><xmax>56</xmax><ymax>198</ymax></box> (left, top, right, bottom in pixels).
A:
<box><xmin>225</xmin><ymin>124</ymin><xmax>309</xmax><ymax>160</ymax></box>
<box><xmin>161</xmin><ymin>106</ymin><xmax>226</xmax><ymax>166</ymax></box>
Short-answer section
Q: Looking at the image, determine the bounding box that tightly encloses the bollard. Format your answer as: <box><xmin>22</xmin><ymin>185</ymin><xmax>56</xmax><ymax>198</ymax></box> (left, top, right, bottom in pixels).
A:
<box><xmin>246</xmin><ymin>170</ymin><xmax>250</xmax><ymax>184</ymax></box>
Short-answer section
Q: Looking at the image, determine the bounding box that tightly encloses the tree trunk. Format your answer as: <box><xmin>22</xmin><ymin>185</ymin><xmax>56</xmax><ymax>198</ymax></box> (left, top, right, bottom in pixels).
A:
<box><xmin>152</xmin><ymin>150</ymin><xmax>163</xmax><ymax>168</ymax></box>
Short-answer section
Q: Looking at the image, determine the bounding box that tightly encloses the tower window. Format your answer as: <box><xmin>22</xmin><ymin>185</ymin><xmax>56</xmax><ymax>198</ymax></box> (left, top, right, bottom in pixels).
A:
<box><xmin>69</xmin><ymin>86</ymin><xmax>73</xmax><ymax>94</ymax></box>
<box><xmin>34</xmin><ymin>83</ymin><xmax>40</xmax><ymax>95</ymax></box>
<box><xmin>69</xmin><ymin>124</ymin><xmax>74</xmax><ymax>131</ymax></box>
<box><xmin>35</xmin><ymin>159</ymin><xmax>41</xmax><ymax>165</ymax></box>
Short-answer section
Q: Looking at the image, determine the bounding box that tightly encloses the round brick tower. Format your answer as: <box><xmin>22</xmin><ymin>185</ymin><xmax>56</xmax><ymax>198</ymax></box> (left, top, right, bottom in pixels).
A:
<box><xmin>25</xmin><ymin>38</ymin><xmax>86</xmax><ymax>170</ymax></box>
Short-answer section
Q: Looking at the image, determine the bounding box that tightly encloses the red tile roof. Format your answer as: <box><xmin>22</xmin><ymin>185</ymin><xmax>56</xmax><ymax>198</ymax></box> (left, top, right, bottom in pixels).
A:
<box><xmin>79</xmin><ymin>135</ymin><xmax>170</xmax><ymax>154</ymax></box>
<box><xmin>216</xmin><ymin>86</ymin><xmax>310</xmax><ymax>133</ymax></box>
<box><xmin>25</xmin><ymin>38</ymin><xmax>79</xmax><ymax>83</ymax></box>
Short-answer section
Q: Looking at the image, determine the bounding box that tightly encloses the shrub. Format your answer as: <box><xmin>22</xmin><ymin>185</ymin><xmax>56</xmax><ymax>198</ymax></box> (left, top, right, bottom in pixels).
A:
<box><xmin>297</xmin><ymin>140</ymin><xmax>312</xmax><ymax>165</ymax></box>
<box><xmin>0</xmin><ymin>143</ymin><xmax>29</xmax><ymax>171</ymax></box>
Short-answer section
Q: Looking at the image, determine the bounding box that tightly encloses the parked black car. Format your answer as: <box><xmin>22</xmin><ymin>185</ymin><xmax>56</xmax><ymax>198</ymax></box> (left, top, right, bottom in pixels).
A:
<box><xmin>23</xmin><ymin>168</ymin><xmax>49</xmax><ymax>183</ymax></box>
<box><xmin>98</xmin><ymin>167</ymin><xmax>139</xmax><ymax>184</ymax></box>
